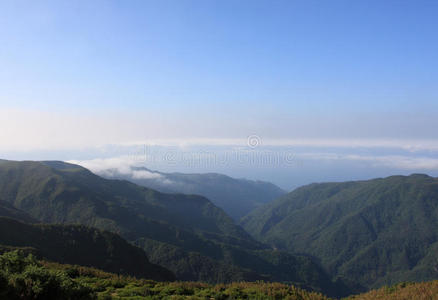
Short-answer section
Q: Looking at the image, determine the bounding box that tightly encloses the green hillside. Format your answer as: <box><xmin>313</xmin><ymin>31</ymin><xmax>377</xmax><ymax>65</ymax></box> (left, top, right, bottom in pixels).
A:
<box><xmin>0</xmin><ymin>159</ymin><xmax>341</xmax><ymax>295</ymax></box>
<box><xmin>0</xmin><ymin>217</ymin><xmax>174</xmax><ymax>281</ymax></box>
<box><xmin>0</xmin><ymin>200</ymin><xmax>37</xmax><ymax>223</ymax></box>
<box><xmin>3</xmin><ymin>249</ymin><xmax>438</xmax><ymax>300</ymax></box>
<box><xmin>99</xmin><ymin>165</ymin><xmax>285</xmax><ymax>220</ymax></box>
<box><xmin>242</xmin><ymin>174</ymin><xmax>438</xmax><ymax>292</ymax></box>
<box><xmin>0</xmin><ymin>160</ymin><xmax>248</xmax><ymax>240</ymax></box>
<box><xmin>0</xmin><ymin>250</ymin><xmax>331</xmax><ymax>300</ymax></box>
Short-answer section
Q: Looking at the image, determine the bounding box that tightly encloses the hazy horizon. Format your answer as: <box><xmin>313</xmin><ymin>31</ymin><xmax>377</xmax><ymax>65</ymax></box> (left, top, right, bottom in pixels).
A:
<box><xmin>2</xmin><ymin>0</ymin><xmax>438</xmax><ymax>189</ymax></box>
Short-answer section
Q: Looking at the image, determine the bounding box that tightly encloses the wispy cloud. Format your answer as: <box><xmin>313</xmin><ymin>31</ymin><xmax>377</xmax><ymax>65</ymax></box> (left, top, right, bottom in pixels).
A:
<box><xmin>69</xmin><ymin>156</ymin><xmax>136</xmax><ymax>176</ymax></box>
<box><xmin>68</xmin><ymin>156</ymin><xmax>166</xmax><ymax>181</ymax></box>
<box><xmin>2</xmin><ymin>108</ymin><xmax>438</xmax><ymax>153</ymax></box>
<box><xmin>344</xmin><ymin>155</ymin><xmax>438</xmax><ymax>170</ymax></box>
<box><xmin>131</xmin><ymin>169</ymin><xmax>163</xmax><ymax>180</ymax></box>
<box><xmin>298</xmin><ymin>153</ymin><xmax>438</xmax><ymax>170</ymax></box>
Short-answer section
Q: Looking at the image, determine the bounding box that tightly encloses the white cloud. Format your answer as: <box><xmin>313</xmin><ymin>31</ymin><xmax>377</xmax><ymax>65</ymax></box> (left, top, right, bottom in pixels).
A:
<box><xmin>131</xmin><ymin>170</ymin><xmax>163</xmax><ymax>180</ymax></box>
<box><xmin>2</xmin><ymin>108</ymin><xmax>438</xmax><ymax>153</ymax></box>
<box><xmin>68</xmin><ymin>156</ymin><xmax>168</xmax><ymax>182</ymax></box>
<box><xmin>3</xmin><ymin>108</ymin><xmax>438</xmax><ymax>175</ymax></box>
<box><xmin>344</xmin><ymin>155</ymin><xmax>438</xmax><ymax>170</ymax></box>
<box><xmin>69</xmin><ymin>156</ymin><xmax>135</xmax><ymax>175</ymax></box>
<box><xmin>297</xmin><ymin>153</ymin><xmax>438</xmax><ymax>170</ymax></box>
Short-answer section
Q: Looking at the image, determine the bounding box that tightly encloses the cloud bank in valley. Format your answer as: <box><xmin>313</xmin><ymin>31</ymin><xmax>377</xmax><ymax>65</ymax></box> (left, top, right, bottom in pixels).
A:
<box><xmin>65</xmin><ymin>141</ymin><xmax>438</xmax><ymax>190</ymax></box>
<box><xmin>69</xmin><ymin>156</ymin><xmax>164</xmax><ymax>180</ymax></box>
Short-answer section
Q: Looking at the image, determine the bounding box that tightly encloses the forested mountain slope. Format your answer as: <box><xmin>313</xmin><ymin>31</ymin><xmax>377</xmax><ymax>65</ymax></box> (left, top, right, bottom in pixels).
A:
<box><xmin>0</xmin><ymin>159</ymin><xmax>342</xmax><ymax>296</ymax></box>
<box><xmin>95</xmin><ymin>165</ymin><xmax>285</xmax><ymax>220</ymax></box>
<box><xmin>0</xmin><ymin>216</ymin><xmax>174</xmax><ymax>281</ymax></box>
<box><xmin>242</xmin><ymin>174</ymin><xmax>438</xmax><ymax>291</ymax></box>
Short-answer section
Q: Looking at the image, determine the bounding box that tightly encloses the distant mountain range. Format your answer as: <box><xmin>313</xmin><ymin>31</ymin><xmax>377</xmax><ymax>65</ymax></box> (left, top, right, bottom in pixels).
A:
<box><xmin>241</xmin><ymin>174</ymin><xmax>438</xmax><ymax>292</ymax></box>
<box><xmin>5</xmin><ymin>159</ymin><xmax>438</xmax><ymax>297</ymax></box>
<box><xmin>0</xmin><ymin>159</ymin><xmax>341</xmax><ymax>296</ymax></box>
<box><xmin>91</xmin><ymin>165</ymin><xmax>286</xmax><ymax>220</ymax></box>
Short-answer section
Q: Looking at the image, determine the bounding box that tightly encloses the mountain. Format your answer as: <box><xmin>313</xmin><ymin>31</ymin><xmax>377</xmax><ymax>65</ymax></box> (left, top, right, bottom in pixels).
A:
<box><xmin>0</xmin><ymin>217</ymin><xmax>174</xmax><ymax>281</ymax></box>
<box><xmin>0</xmin><ymin>250</ymin><xmax>335</xmax><ymax>300</ymax></box>
<box><xmin>0</xmin><ymin>159</ymin><xmax>250</xmax><ymax>243</ymax></box>
<box><xmin>94</xmin><ymin>165</ymin><xmax>285</xmax><ymax>220</ymax></box>
<box><xmin>4</xmin><ymin>249</ymin><xmax>438</xmax><ymax>300</ymax></box>
<box><xmin>4</xmin><ymin>247</ymin><xmax>438</xmax><ymax>300</ymax></box>
<box><xmin>0</xmin><ymin>159</ymin><xmax>342</xmax><ymax>295</ymax></box>
<box><xmin>0</xmin><ymin>199</ymin><xmax>37</xmax><ymax>223</ymax></box>
<box><xmin>241</xmin><ymin>174</ymin><xmax>438</xmax><ymax>292</ymax></box>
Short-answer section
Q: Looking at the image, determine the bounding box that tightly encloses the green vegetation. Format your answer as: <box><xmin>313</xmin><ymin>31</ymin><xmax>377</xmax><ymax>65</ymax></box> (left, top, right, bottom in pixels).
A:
<box><xmin>0</xmin><ymin>250</ymin><xmax>330</xmax><ymax>300</ymax></box>
<box><xmin>0</xmin><ymin>250</ymin><xmax>93</xmax><ymax>300</ymax></box>
<box><xmin>241</xmin><ymin>174</ymin><xmax>438</xmax><ymax>292</ymax></box>
<box><xmin>104</xmin><ymin>166</ymin><xmax>286</xmax><ymax>220</ymax></box>
<box><xmin>0</xmin><ymin>216</ymin><xmax>174</xmax><ymax>281</ymax></box>
<box><xmin>2</xmin><ymin>160</ymin><xmax>438</xmax><ymax>298</ymax></box>
<box><xmin>3</xmin><ymin>250</ymin><xmax>438</xmax><ymax>300</ymax></box>
<box><xmin>346</xmin><ymin>281</ymin><xmax>438</xmax><ymax>299</ymax></box>
<box><xmin>0</xmin><ymin>200</ymin><xmax>37</xmax><ymax>223</ymax></box>
<box><xmin>0</xmin><ymin>160</ymin><xmax>341</xmax><ymax>296</ymax></box>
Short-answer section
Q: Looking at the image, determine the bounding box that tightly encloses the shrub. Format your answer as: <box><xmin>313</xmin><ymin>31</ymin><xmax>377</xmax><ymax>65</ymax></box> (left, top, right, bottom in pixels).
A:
<box><xmin>0</xmin><ymin>250</ymin><xmax>95</xmax><ymax>300</ymax></box>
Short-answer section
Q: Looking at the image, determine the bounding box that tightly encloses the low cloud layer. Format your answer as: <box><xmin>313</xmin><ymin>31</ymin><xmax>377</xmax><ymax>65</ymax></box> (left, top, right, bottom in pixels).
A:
<box><xmin>67</xmin><ymin>143</ymin><xmax>438</xmax><ymax>190</ymax></box>
<box><xmin>131</xmin><ymin>169</ymin><xmax>163</xmax><ymax>180</ymax></box>
<box><xmin>299</xmin><ymin>153</ymin><xmax>438</xmax><ymax>170</ymax></box>
<box><xmin>69</xmin><ymin>156</ymin><xmax>163</xmax><ymax>180</ymax></box>
<box><xmin>2</xmin><ymin>108</ymin><xmax>438</xmax><ymax>152</ymax></box>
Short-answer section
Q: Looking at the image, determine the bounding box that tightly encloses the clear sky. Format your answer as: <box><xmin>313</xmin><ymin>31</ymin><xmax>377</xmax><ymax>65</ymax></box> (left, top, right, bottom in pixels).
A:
<box><xmin>1</xmin><ymin>0</ymin><xmax>438</xmax><ymax>188</ymax></box>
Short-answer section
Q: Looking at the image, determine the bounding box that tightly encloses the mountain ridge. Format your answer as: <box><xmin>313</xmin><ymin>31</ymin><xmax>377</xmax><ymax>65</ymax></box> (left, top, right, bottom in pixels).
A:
<box><xmin>0</xmin><ymin>159</ymin><xmax>342</xmax><ymax>296</ymax></box>
<box><xmin>242</xmin><ymin>174</ymin><xmax>438</xmax><ymax>292</ymax></box>
<box><xmin>88</xmin><ymin>164</ymin><xmax>286</xmax><ymax>220</ymax></box>
<box><xmin>0</xmin><ymin>216</ymin><xmax>174</xmax><ymax>281</ymax></box>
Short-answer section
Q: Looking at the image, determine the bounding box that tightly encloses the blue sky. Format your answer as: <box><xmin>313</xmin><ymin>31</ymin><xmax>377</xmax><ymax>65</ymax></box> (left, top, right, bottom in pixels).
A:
<box><xmin>1</xmin><ymin>0</ymin><xmax>438</xmax><ymax>188</ymax></box>
<box><xmin>2</xmin><ymin>0</ymin><xmax>438</xmax><ymax>112</ymax></box>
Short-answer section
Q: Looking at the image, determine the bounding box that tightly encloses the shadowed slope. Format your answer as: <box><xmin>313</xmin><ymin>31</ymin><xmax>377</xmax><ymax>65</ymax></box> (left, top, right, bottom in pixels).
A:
<box><xmin>242</xmin><ymin>174</ymin><xmax>438</xmax><ymax>292</ymax></box>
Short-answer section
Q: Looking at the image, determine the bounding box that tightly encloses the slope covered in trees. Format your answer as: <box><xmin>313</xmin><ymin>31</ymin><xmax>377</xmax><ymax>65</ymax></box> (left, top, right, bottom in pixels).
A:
<box><xmin>97</xmin><ymin>165</ymin><xmax>286</xmax><ymax>220</ymax></box>
<box><xmin>4</xmin><ymin>250</ymin><xmax>438</xmax><ymax>300</ymax></box>
<box><xmin>242</xmin><ymin>174</ymin><xmax>438</xmax><ymax>292</ymax></box>
<box><xmin>0</xmin><ymin>217</ymin><xmax>174</xmax><ymax>281</ymax></box>
<box><xmin>0</xmin><ymin>200</ymin><xmax>37</xmax><ymax>223</ymax></box>
<box><xmin>0</xmin><ymin>250</ymin><xmax>333</xmax><ymax>300</ymax></box>
<box><xmin>0</xmin><ymin>160</ymin><xmax>341</xmax><ymax>296</ymax></box>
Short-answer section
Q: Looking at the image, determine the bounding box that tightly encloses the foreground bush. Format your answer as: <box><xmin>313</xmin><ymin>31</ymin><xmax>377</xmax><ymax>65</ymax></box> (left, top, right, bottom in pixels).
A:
<box><xmin>3</xmin><ymin>250</ymin><xmax>438</xmax><ymax>299</ymax></box>
<box><xmin>0</xmin><ymin>250</ymin><xmax>329</xmax><ymax>299</ymax></box>
<box><xmin>346</xmin><ymin>281</ymin><xmax>438</xmax><ymax>300</ymax></box>
<box><xmin>0</xmin><ymin>250</ymin><xmax>94</xmax><ymax>300</ymax></box>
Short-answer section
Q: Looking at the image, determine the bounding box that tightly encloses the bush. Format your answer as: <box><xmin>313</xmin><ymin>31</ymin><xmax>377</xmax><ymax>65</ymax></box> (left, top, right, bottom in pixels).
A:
<box><xmin>0</xmin><ymin>250</ymin><xmax>95</xmax><ymax>300</ymax></box>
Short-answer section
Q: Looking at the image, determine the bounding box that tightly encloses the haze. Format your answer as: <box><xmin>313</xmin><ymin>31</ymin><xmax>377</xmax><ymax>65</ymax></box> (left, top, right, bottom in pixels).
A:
<box><xmin>1</xmin><ymin>0</ymin><xmax>438</xmax><ymax>189</ymax></box>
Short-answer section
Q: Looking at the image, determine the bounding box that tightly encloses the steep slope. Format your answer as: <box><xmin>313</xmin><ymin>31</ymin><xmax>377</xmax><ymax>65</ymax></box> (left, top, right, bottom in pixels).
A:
<box><xmin>5</xmin><ymin>248</ymin><xmax>438</xmax><ymax>299</ymax></box>
<box><xmin>0</xmin><ymin>159</ymin><xmax>251</xmax><ymax>243</ymax></box>
<box><xmin>95</xmin><ymin>165</ymin><xmax>285</xmax><ymax>220</ymax></box>
<box><xmin>0</xmin><ymin>200</ymin><xmax>37</xmax><ymax>223</ymax></box>
<box><xmin>242</xmin><ymin>174</ymin><xmax>438</xmax><ymax>292</ymax></box>
<box><xmin>0</xmin><ymin>159</ymin><xmax>341</xmax><ymax>295</ymax></box>
<box><xmin>135</xmin><ymin>237</ymin><xmax>345</xmax><ymax>296</ymax></box>
<box><xmin>0</xmin><ymin>250</ymin><xmax>334</xmax><ymax>300</ymax></box>
<box><xmin>0</xmin><ymin>217</ymin><xmax>174</xmax><ymax>281</ymax></box>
